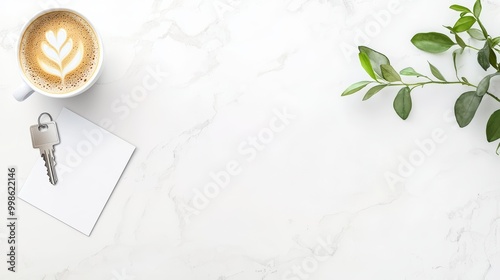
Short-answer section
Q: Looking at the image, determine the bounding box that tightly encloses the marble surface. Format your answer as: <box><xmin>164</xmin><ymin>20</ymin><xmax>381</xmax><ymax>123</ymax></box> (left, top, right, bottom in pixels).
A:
<box><xmin>1</xmin><ymin>0</ymin><xmax>500</xmax><ymax>279</ymax></box>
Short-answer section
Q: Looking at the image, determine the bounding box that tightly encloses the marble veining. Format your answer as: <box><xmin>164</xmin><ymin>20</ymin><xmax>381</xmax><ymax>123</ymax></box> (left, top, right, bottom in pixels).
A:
<box><xmin>1</xmin><ymin>0</ymin><xmax>500</xmax><ymax>279</ymax></box>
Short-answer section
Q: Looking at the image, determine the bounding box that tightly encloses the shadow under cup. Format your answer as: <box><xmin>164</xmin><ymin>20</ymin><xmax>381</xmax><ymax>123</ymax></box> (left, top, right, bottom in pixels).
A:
<box><xmin>16</xmin><ymin>9</ymin><xmax>103</xmax><ymax>100</ymax></box>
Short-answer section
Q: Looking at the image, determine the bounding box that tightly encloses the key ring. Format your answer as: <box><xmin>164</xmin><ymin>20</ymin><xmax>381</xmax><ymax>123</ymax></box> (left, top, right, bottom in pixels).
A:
<box><xmin>38</xmin><ymin>112</ymin><xmax>53</xmax><ymax>129</ymax></box>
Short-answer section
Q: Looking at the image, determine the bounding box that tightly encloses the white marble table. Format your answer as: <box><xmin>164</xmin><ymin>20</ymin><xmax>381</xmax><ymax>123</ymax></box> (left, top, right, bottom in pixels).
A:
<box><xmin>1</xmin><ymin>0</ymin><xmax>500</xmax><ymax>279</ymax></box>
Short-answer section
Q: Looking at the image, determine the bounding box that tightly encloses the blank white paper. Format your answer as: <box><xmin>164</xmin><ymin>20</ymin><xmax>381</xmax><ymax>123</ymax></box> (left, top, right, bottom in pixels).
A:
<box><xmin>19</xmin><ymin>108</ymin><xmax>135</xmax><ymax>236</ymax></box>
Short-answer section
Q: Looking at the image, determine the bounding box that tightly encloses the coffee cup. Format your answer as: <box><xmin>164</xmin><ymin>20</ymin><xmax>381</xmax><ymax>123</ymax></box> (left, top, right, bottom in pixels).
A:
<box><xmin>14</xmin><ymin>8</ymin><xmax>103</xmax><ymax>101</ymax></box>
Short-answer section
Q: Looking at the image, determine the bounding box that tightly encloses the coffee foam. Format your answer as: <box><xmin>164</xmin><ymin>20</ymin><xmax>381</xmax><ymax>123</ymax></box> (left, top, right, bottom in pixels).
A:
<box><xmin>19</xmin><ymin>11</ymin><xmax>100</xmax><ymax>94</ymax></box>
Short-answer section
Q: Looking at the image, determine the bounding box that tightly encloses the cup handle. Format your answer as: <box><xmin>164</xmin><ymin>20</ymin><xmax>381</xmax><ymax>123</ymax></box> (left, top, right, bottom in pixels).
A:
<box><xmin>13</xmin><ymin>82</ymin><xmax>34</xmax><ymax>101</ymax></box>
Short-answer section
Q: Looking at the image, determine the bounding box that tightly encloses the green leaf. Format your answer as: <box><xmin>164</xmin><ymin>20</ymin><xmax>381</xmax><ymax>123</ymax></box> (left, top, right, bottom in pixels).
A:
<box><xmin>400</xmin><ymin>67</ymin><xmax>424</xmax><ymax>77</ymax></box>
<box><xmin>490</xmin><ymin>49</ymin><xmax>498</xmax><ymax>70</ymax></box>
<box><xmin>478</xmin><ymin>41</ymin><xmax>490</xmax><ymax>71</ymax></box>
<box><xmin>468</xmin><ymin>28</ymin><xmax>486</xmax><ymax>40</ymax></box>
<box><xmin>358</xmin><ymin>46</ymin><xmax>390</xmax><ymax>79</ymax></box>
<box><xmin>476</xmin><ymin>75</ymin><xmax>490</xmax><ymax>97</ymax></box>
<box><xmin>454</xmin><ymin>91</ymin><xmax>483</xmax><ymax>127</ymax></box>
<box><xmin>486</xmin><ymin>110</ymin><xmax>500</xmax><ymax>142</ymax></box>
<box><xmin>444</xmin><ymin>26</ymin><xmax>454</xmax><ymax>33</ymax></box>
<box><xmin>455</xmin><ymin>34</ymin><xmax>466</xmax><ymax>48</ymax></box>
<box><xmin>462</xmin><ymin>77</ymin><xmax>469</xmax><ymax>83</ymax></box>
<box><xmin>428</xmin><ymin>62</ymin><xmax>446</xmax><ymax>81</ymax></box>
<box><xmin>359</xmin><ymin>52</ymin><xmax>377</xmax><ymax>80</ymax></box>
<box><xmin>341</xmin><ymin>81</ymin><xmax>372</xmax><ymax>96</ymax></box>
<box><xmin>492</xmin><ymin>37</ymin><xmax>500</xmax><ymax>46</ymax></box>
<box><xmin>453</xmin><ymin>16</ymin><xmax>476</xmax><ymax>33</ymax></box>
<box><xmin>411</xmin><ymin>32</ymin><xmax>455</xmax><ymax>53</ymax></box>
<box><xmin>381</xmin><ymin>64</ymin><xmax>401</xmax><ymax>82</ymax></box>
<box><xmin>473</xmin><ymin>0</ymin><xmax>482</xmax><ymax>17</ymax></box>
<box><xmin>393</xmin><ymin>87</ymin><xmax>412</xmax><ymax>120</ymax></box>
<box><xmin>363</xmin><ymin>85</ymin><xmax>387</xmax><ymax>101</ymax></box>
<box><xmin>450</xmin><ymin>4</ymin><xmax>471</xmax><ymax>13</ymax></box>
<box><xmin>476</xmin><ymin>73</ymin><xmax>500</xmax><ymax>97</ymax></box>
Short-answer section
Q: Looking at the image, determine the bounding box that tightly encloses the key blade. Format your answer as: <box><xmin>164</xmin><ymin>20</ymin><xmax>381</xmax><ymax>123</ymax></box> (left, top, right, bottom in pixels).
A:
<box><xmin>42</xmin><ymin>149</ymin><xmax>58</xmax><ymax>185</ymax></box>
<box><xmin>29</xmin><ymin>120</ymin><xmax>60</xmax><ymax>185</ymax></box>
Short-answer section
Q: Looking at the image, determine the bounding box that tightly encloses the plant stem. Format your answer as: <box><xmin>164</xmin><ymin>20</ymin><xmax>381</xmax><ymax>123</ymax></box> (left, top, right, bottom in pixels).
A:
<box><xmin>381</xmin><ymin>80</ymin><xmax>500</xmax><ymax>103</ymax></box>
<box><xmin>487</xmin><ymin>92</ymin><xmax>500</xmax><ymax>102</ymax></box>
<box><xmin>384</xmin><ymin>80</ymin><xmax>467</xmax><ymax>88</ymax></box>
<box><xmin>475</xmin><ymin>16</ymin><xmax>489</xmax><ymax>38</ymax></box>
<box><xmin>466</xmin><ymin>45</ymin><xmax>480</xmax><ymax>51</ymax></box>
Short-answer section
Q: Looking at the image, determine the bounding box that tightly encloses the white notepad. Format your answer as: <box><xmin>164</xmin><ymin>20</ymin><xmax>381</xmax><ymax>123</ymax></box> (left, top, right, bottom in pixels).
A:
<box><xmin>19</xmin><ymin>108</ymin><xmax>135</xmax><ymax>236</ymax></box>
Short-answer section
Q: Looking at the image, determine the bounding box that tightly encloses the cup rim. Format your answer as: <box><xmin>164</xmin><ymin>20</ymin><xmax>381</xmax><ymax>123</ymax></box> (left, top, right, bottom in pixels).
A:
<box><xmin>16</xmin><ymin>8</ymin><xmax>104</xmax><ymax>98</ymax></box>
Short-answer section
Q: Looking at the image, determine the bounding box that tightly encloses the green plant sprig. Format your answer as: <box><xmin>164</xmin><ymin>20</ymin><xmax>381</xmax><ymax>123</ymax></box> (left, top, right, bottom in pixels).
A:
<box><xmin>342</xmin><ymin>0</ymin><xmax>500</xmax><ymax>154</ymax></box>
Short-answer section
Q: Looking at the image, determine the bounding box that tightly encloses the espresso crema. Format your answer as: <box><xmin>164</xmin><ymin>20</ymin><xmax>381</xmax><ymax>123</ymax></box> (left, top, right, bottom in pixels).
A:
<box><xmin>19</xmin><ymin>11</ymin><xmax>100</xmax><ymax>94</ymax></box>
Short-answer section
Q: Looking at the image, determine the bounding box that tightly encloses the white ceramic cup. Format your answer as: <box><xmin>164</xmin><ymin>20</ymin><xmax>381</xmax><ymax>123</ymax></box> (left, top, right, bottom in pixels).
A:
<box><xmin>13</xmin><ymin>8</ymin><xmax>104</xmax><ymax>101</ymax></box>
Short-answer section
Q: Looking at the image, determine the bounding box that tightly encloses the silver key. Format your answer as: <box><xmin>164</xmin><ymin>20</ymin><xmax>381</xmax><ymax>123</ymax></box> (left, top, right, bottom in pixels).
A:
<box><xmin>30</xmin><ymin>113</ymin><xmax>60</xmax><ymax>185</ymax></box>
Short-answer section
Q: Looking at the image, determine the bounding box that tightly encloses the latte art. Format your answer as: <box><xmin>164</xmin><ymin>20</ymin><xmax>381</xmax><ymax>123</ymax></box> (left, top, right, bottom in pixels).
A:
<box><xmin>39</xmin><ymin>28</ymin><xmax>84</xmax><ymax>82</ymax></box>
<box><xmin>19</xmin><ymin>11</ymin><xmax>100</xmax><ymax>94</ymax></box>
